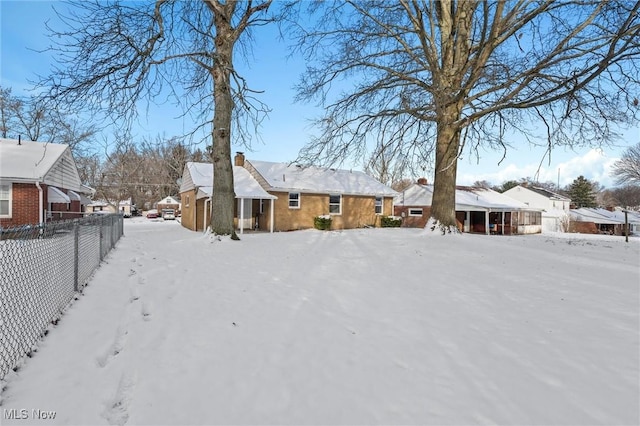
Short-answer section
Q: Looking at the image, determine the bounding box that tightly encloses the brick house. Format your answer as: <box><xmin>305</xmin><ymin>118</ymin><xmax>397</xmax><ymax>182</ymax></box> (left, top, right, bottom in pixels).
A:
<box><xmin>240</xmin><ymin>154</ymin><xmax>397</xmax><ymax>231</ymax></box>
<box><xmin>0</xmin><ymin>138</ymin><xmax>92</xmax><ymax>228</ymax></box>
<box><xmin>156</xmin><ymin>196</ymin><xmax>181</xmax><ymax>216</ymax></box>
<box><xmin>179</xmin><ymin>153</ymin><xmax>398</xmax><ymax>232</ymax></box>
<box><xmin>179</xmin><ymin>161</ymin><xmax>277</xmax><ymax>233</ymax></box>
<box><xmin>395</xmin><ymin>180</ymin><xmax>543</xmax><ymax>235</ymax></box>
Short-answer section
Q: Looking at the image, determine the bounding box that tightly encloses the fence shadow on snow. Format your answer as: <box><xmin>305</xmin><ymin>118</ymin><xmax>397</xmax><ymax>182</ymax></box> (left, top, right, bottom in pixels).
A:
<box><xmin>0</xmin><ymin>214</ymin><xmax>124</xmax><ymax>380</ymax></box>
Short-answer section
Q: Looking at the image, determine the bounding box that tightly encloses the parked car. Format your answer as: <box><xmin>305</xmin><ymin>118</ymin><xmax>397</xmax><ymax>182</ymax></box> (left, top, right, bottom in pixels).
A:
<box><xmin>146</xmin><ymin>209</ymin><xmax>159</xmax><ymax>219</ymax></box>
<box><xmin>162</xmin><ymin>209</ymin><xmax>176</xmax><ymax>220</ymax></box>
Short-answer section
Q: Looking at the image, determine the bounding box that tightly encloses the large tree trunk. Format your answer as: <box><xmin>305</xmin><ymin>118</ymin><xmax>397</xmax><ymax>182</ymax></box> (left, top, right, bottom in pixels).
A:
<box><xmin>210</xmin><ymin>15</ymin><xmax>238</xmax><ymax>239</ymax></box>
<box><xmin>430</xmin><ymin>105</ymin><xmax>461</xmax><ymax>232</ymax></box>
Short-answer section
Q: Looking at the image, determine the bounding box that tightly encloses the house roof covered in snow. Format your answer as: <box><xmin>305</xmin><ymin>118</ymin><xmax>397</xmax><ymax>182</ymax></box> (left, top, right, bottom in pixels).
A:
<box><xmin>246</xmin><ymin>160</ymin><xmax>398</xmax><ymax>197</ymax></box>
<box><xmin>0</xmin><ymin>138</ymin><xmax>84</xmax><ymax>192</ymax></box>
<box><xmin>569</xmin><ymin>208</ymin><xmax>626</xmax><ymax>225</ymax></box>
<box><xmin>611</xmin><ymin>209</ymin><xmax>640</xmax><ymax>224</ymax></box>
<box><xmin>521</xmin><ymin>185</ymin><xmax>570</xmax><ymax>201</ymax></box>
<box><xmin>396</xmin><ymin>183</ymin><xmax>539</xmax><ymax>211</ymax></box>
<box><xmin>179</xmin><ymin>162</ymin><xmax>277</xmax><ymax>200</ymax></box>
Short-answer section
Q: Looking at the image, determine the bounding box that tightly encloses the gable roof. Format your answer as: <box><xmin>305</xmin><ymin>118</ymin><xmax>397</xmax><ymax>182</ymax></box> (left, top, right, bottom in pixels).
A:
<box><xmin>158</xmin><ymin>196</ymin><xmax>180</xmax><ymax>205</ymax></box>
<box><xmin>179</xmin><ymin>162</ymin><xmax>276</xmax><ymax>200</ymax></box>
<box><xmin>0</xmin><ymin>138</ymin><xmax>83</xmax><ymax>191</ymax></box>
<box><xmin>506</xmin><ymin>185</ymin><xmax>571</xmax><ymax>201</ymax></box>
<box><xmin>246</xmin><ymin>160</ymin><xmax>398</xmax><ymax>197</ymax></box>
<box><xmin>396</xmin><ymin>183</ymin><xmax>536</xmax><ymax>211</ymax></box>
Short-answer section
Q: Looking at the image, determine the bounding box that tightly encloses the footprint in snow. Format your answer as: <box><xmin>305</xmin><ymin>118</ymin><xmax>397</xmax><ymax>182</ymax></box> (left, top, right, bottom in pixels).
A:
<box><xmin>141</xmin><ymin>303</ymin><xmax>152</xmax><ymax>321</ymax></box>
<box><xmin>96</xmin><ymin>327</ymin><xmax>128</xmax><ymax>368</ymax></box>
<box><xmin>102</xmin><ymin>371</ymin><xmax>136</xmax><ymax>426</ymax></box>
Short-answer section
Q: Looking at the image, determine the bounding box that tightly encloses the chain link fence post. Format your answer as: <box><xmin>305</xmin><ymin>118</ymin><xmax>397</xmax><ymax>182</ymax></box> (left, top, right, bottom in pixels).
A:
<box><xmin>73</xmin><ymin>220</ymin><xmax>79</xmax><ymax>292</ymax></box>
<box><xmin>0</xmin><ymin>213</ymin><xmax>124</xmax><ymax>379</ymax></box>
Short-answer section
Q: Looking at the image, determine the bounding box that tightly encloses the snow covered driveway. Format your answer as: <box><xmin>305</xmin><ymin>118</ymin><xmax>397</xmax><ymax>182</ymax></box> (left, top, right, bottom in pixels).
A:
<box><xmin>1</xmin><ymin>219</ymin><xmax>638</xmax><ymax>425</ymax></box>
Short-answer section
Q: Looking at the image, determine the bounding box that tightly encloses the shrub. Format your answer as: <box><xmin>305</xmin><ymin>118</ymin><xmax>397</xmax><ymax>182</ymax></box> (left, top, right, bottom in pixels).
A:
<box><xmin>380</xmin><ymin>215</ymin><xmax>402</xmax><ymax>227</ymax></box>
<box><xmin>314</xmin><ymin>215</ymin><xmax>332</xmax><ymax>230</ymax></box>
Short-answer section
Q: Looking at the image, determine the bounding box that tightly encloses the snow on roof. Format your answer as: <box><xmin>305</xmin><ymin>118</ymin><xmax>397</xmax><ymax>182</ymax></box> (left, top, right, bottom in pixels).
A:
<box><xmin>524</xmin><ymin>185</ymin><xmax>570</xmax><ymax>201</ymax></box>
<box><xmin>570</xmin><ymin>208</ymin><xmax>625</xmax><ymax>224</ymax></box>
<box><xmin>610</xmin><ymin>209</ymin><xmax>640</xmax><ymax>224</ymax></box>
<box><xmin>181</xmin><ymin>162</ymin><xmax>276</xmax><ymax>200</ymax></box>
<box><xmin>0</xmin><ymin>138</ymin><xmax>77</xmax><ymax>184</ymax></box>
<box><xmin>248</xmin><ymin>160</ymin><xmax>398</xmax><ymax>196</ymax></box>
<box><xmin>396</xmin><ymin>183</ymin><xmax>434</xmax><ymax>206</ymax></box>
<box><xmin>395</xmin><ymin>183</ymin><xmax>535</xmax><ymax>210</ymax></box>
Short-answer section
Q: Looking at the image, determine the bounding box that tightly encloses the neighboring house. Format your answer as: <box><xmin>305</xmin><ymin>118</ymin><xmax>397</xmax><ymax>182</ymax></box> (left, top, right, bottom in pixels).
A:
<box><xmin>239</xmin><ymin>153</ymin><xmax>397</xmax><ymax>231</ymax></box>
<box><xmin>157</xmin><ymin>196</ymin><xmax>181</xmax><ymax>216</ymax></box>
<box><xmin>503</xmin><ymin>185</ymin><xmax>571</xmax><ymax>233</ymax></box>
<box><xmin>86</xmin><ymin>198</ymin><xmax>135</xmax><ymax>217</ymax></box>
<box><xmin>395</xmin><ymin>181</ymin><xmax>543</xmax><ymax>235</ymax></box>
<box><xmin>569</xmin><ymin>207</ymin><xmax>627</xmax><ymax>235</ymax></box>
<box><xmin>179</xmin><ymin>153</ymin><xmax>398</xmax><ymax>232</ymax></box>
<box><xmin>86</xmin><ymin>200</ymin><xmax>114</xmax><ymax>214</ymax></box>
<box><xmin>611</xmin><ymin>208</ymin><xmax>640</xmax><ymax>234</ymax></box>
<box><xmin>0</xmin><ymin>138</ymin><xmax>92</xmax><ymax>228</ymax></box>
<box><xmin>179</xmin><ymin>162</ymin><xmax>277</xmax><ymax>233</ymax></box>
<box><xmin>117</xmin><ymin>198</ymin><xmax>135</xmax><ymax>217</ymax></box>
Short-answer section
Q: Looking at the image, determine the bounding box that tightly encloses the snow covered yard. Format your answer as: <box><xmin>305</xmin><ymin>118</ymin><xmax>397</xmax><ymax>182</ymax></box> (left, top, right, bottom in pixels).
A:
<box><xmin>1</xmin><ymin>218</ymin><xmax>638</xmax><ymax>425</ymax></box>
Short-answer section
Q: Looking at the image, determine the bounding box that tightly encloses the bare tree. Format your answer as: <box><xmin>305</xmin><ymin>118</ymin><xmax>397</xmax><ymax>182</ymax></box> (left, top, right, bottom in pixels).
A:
<box><xmin>473</xmin><ymin>180</ymin><xmax>492</xmax><ymax>189</ymax></box>
<box><xmin>611</xmin><ymin>142</ymin><xmax>640</xmax><ymax>185</ymax></box>
<box><xmin>292</xmin><ymin>1</ymin><xmax>640</xmax><ymax>231</ymax></box>
<box><xmin>609</xmin><ymin>184</ymin><xmax>640</xmax><ymax>208</ymax></box>
<box><xmin>39</xmin><ymin>0</ymin><xmax>276</xmax><ymax>238</ymax></box>
<box><xmin>0</xmin><ymin>85</ymin><xmax>96</xmax><ymax>154</ymax></box>
<box><xmin>95</xmin><ymin>136</ymin><xmax>145</xmax><ymax>210</ymax></box>
<box><xmin>0</xmin><ymin>87</ymin><xmax>18</xmax><ymax>138</ymax></box>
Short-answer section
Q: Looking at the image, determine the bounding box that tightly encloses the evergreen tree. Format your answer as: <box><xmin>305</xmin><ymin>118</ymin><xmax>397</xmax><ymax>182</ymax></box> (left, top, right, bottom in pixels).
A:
<box><xmin>566</xmin><ymin>176</ymin><xmax>598</xmax><ymax>208</ymax></box>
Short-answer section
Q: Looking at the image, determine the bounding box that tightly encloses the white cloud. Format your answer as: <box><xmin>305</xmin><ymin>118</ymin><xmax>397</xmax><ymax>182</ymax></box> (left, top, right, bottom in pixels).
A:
<box><xmin>457</xmin><ymin>149</ymin><xmax>620</xmax><ymax>188</ymax></box>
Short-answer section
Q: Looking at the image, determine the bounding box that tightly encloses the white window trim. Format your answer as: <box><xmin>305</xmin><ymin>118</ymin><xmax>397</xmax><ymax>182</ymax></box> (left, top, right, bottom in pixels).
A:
<box><xmin>374</xmin><ymin>196</ymin><xmax>383</xmax><ymax>215</ymax></box>
<box><xmin>329</xmin><ymin>194</ymin><xmax>342</xmax><ymax>215</ymax></box>
<box><xmin>408</xmin><ymin>208</ymin><xmax>423</xmax><ymax>217</ymax></box>
<box><xmin>288</xmin><ymin>192</ymin><xmax>300</xmax><ymax>209</ymax></box>
<box><xmin>0</xmin><ymin>182</ymin><xmax>12</xmax><ymax>218</ymax></box>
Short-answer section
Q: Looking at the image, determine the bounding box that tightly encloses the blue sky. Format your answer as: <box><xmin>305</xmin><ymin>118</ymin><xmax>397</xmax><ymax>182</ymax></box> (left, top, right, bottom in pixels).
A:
<box><xmin>1</xmin><ymin>1</ymin><xmax>638</xmax><ymax>188</ymax></box>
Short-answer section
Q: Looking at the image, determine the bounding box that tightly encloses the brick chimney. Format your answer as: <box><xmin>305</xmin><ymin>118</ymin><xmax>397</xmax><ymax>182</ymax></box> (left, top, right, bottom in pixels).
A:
<box><xmin>417</xmin><ymin>177</ymin><xmax>428</xmax><ymax>185</ymax></box>
<box><xmin>234</xmin><ymin>152</ymin><xmax>245</xmax><ymax>167</ymax></box>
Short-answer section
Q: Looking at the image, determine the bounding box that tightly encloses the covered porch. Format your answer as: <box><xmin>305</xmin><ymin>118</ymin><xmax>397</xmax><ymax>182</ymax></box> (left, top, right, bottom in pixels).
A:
<box><xmin>458</xmin><ymin>209</ymin><xmax>542</xmax><ymax>235</ymax></box>
<box><xmin>194</xmin><ymin>167</ymin><xmax>278</xmax><ymax>234</ymax></box>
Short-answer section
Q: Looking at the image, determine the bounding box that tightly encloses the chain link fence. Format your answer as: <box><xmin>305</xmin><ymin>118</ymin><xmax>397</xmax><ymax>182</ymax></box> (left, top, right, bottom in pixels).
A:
<box><xmin>0</xmin><ymin>214</ymin><xmax>124</xmax><ymax>380</ymax></box>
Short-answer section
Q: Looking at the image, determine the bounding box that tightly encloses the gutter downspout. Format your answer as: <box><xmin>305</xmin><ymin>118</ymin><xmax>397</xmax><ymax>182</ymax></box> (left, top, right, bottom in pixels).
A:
<box><xmin>35</xmin><ymin>181</ymin><xmax>43</xmax><ymax>225</ymax></box>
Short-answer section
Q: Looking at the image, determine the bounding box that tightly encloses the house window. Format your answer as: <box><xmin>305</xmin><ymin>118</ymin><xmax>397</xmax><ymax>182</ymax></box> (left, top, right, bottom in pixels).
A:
<box><xmin>329</xmin><ymin>194</ymin><xmax>342</xmax><ymax>214</ymax></box>
<box><xmin>260</xmin><ymin>199</ymin><xmax>265</xmax><ymax>214</ymax></box>
<box><xmin>289</xmin><ymin>192</ymin><xmax>300</xmax><ymax>209</ymax></box>
<box><xmin>375</xmin><ymin>196</ymin><xmax>383</xmax><ymax>214</ymax></box>
<box><xmin>533</xmin><ymin>212</ymin><xmax>541</xmax><ymax>225</ymax></box>
<box><xmin>185</xmin><ymin>195</ymin><xmax>190</xmax><ymax>207</ymax></box>
<box><xmin>408</xmin><ymin>208</ymin><xmax>423</xmax><ymax>216</ymax></box>
<box><xmin>0</xmin><ymin>183</ymin><xmax>11</xmax><ymax>217</ymax></box>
